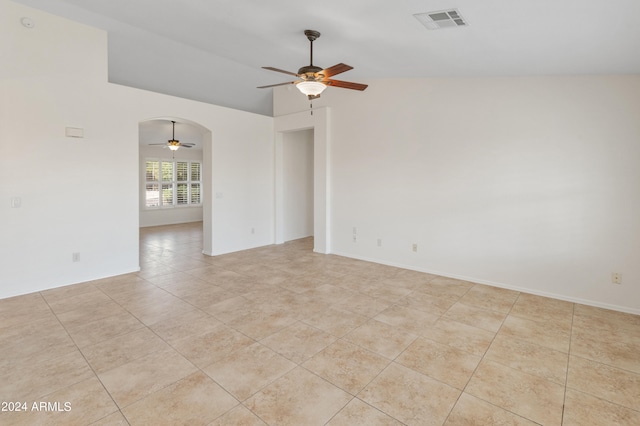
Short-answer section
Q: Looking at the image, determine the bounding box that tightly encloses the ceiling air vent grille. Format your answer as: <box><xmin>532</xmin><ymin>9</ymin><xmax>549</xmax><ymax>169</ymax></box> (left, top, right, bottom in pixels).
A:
<box><xmin>414</xmin><ymin>9</ymin><xmax>468</xmax><ymax>30</ymax></box>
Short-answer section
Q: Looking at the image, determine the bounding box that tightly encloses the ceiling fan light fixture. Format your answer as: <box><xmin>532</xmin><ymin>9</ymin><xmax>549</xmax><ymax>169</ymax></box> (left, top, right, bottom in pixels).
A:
<box><xmin>168</xmin><ymin>139</ymin><xmax>180</xmax><ymax>151</ymax></box>
<box><xmin>297</xmin><ymin>81</ymin><xmax>326</xmax><ymax>97</ymax></box>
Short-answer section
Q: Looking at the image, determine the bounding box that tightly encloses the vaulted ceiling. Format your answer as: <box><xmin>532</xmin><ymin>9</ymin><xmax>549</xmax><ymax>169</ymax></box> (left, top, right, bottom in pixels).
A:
<box><xmin>13</xmin><ymin>0</ymin><xmax>640</xmax><ymax>116</ymax></box>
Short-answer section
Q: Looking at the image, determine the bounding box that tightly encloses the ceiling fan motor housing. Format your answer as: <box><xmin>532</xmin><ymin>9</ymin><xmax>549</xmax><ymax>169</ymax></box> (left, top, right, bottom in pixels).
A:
<box><xmin>298</xmin><ymin>65</ymin><xmax>323</xmax><ymax>78</ymax></box>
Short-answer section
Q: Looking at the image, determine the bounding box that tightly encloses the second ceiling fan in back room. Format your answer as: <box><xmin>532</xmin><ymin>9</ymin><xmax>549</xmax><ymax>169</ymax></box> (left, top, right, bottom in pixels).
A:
<box><xmin>148</xmin><ymin>120</ymin><xmax>195</xmax><ymax>151</ymax></box>
<box><xmin>258</xmin><ymin>30</ymin><xmax>368</xmax><ymax>104</ymax></box>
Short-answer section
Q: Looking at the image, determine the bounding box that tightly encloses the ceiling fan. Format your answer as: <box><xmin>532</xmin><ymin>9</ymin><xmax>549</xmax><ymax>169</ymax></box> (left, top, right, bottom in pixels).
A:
<box><xmin>148</xmin><ymin>120</ymin><xmax>194</xmax><ymax>151</ymax></box>
<box><xmin>258</xmin><ymin>30</ymin><xmax>368</xmax><ymax>100</ymax></box>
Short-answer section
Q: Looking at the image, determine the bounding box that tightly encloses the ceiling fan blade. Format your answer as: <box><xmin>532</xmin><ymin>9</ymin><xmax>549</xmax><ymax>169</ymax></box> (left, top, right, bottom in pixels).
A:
<box><xmin>257</xmin><ymin>81</ymin><xmax>297</xmax><ymax>89</ymax></box>
<box><xmin>148</xmin><ymin>143</ymin><xmax>167</xmax><ymax>146</ymax></box>
<box><xmin>181</xmin><ymin>143</ymin><xmax>195</xmax><ymax>148</ymax></box>
<box><xmin>325</xmin><ymin>79</ymin><xmax>368</xmax><ymax>91</ymax></box>
<box><xmin>320</xmin><ymin>63</ymin><xmax>353</xmax><ymax>78</ymax></box>
<box><xmin>262</xmin><ymin>67</ymin><xmax>299</xmax><ymax>77</ymax></box>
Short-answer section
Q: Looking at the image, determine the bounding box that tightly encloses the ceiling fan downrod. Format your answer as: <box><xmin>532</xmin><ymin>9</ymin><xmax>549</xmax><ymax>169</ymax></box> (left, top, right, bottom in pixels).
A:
<box><xmin>305</xmin><ymin>29</ymin><xmax>320</xmax><ymax>67</ymax></box>
<box><xmin>298</xmin><ymin>30</ymin><xmax>323</xmax><ymax>77</ymax></box>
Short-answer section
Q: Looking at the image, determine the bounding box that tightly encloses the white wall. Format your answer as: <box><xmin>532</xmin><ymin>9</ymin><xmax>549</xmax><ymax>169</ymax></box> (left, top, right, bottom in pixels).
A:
<box><xmin>275</xmin><ymin>76</ymin><xmax>640</xmax><ymax>314</ymax></box>
<box><xmin>0</xmin><ymin>0</ymin><xmax>274</xmax><ymax>299</ymax></box>
<box><xmin>139</xmin><ymin>142</ymin><xmax>204</xmax><ymax>227</ymax></box>
<box><xmin>282</xmin><ymin>129</ymin><xmax>314</xmax><ymax>241</ymax></box>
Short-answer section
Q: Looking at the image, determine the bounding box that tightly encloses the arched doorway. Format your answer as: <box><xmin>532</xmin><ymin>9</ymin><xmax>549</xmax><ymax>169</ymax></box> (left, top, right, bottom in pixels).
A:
<box><xmin>138</xmin><ymin>117</ymin><xmax>214</xmax><ymax>255</ymax></box>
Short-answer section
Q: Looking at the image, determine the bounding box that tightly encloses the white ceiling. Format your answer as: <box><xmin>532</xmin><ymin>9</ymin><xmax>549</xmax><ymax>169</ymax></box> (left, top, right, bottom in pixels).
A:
<box><xmin>14</xmin><ymin>0</ymin><xmax>640</xmax><ymax>116</ymax></box>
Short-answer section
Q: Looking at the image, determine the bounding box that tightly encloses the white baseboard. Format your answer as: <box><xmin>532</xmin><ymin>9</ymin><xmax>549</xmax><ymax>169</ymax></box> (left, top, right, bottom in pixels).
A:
<box><xmin>330</xmin><ymin>251</ymin><xmax>640</xmax><ymax>316</ymax></box>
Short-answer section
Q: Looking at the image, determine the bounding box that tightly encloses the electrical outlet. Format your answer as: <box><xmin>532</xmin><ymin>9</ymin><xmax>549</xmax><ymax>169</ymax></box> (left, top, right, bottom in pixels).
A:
<box><xmin>251</xmin><ymin>227</ymin><xmax>255</xmax><ymax>234</ymax></box>
<box><xmin>352</xmin><ymin>227</ymin><xmax>357</xmax><ymax>235</ymax></box>
<box><xmin>72</xmin><ymin>252</ymin><xmax>80</xmax><ymax>262</ymax></box>
<box><xmin>412</xmin><ymin>243</ymin><xmax>418</xmax><ymax>252</ymax></box>
<box><xmin>377</xmin><ymin>238</ymin><xmax>382</xmax><ymax>247</ymax></box>
<box><xmin>612</xmin><ymin>272</ymin><xmax>622</xmax><ymax>284</ymax></box>
<box><xmin>352</xmin><ymin>235</ymin><xmax>357</xmax><ymax>243</ymax></box>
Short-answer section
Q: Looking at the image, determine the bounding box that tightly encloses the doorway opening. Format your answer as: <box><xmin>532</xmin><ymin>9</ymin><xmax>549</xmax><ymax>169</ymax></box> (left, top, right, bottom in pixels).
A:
<box><xmin>282</xmin><ymin>129</ymin><xmax>314</xmax><ymax>242</ymax></box>
<box><xmin>274</xmin><ymin>107</ymin><xmax>330</xmax><ymax>253</ymax></box>
<box><xmin>138</xmin><ymin>117</ymin><xmax>213</xmax><ymax>255</ymax></box>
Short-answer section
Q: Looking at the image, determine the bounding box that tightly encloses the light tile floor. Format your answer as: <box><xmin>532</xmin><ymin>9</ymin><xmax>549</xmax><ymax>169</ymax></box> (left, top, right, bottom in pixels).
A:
<box><xmin>1</xmin><ymin>222</ymin><xmax>639</xmax><ymax>425</ymax></box>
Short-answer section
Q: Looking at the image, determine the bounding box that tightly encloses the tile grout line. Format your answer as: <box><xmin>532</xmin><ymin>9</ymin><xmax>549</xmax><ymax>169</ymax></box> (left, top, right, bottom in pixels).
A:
<box><xmin>443</xmin><ymin>290</ymin><xmax>541</xmax><ymax>425</ymax></box>
<box><xmin>37</xmin><ymin>290</ymin><xmax>131</xmax><ymax>425</ymax></box>
<box><xmin>560</xmin><ymin>301</ymin><xmax>577</xmax><ymax>425</ymax></box>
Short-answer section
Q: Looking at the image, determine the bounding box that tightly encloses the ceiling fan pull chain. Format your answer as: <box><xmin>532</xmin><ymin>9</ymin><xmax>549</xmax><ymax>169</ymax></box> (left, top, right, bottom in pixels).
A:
<box><xmin>310</xmin><ymin>100</ymin><xmax>313</xmax><ymax>116</ymax></box>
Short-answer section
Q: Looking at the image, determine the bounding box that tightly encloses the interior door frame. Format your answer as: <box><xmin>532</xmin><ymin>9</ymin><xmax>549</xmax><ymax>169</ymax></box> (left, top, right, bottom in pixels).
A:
<box><xmin>274</xmin><ymin>107</ymin><xmax>330</xmax><ymax>253</ymax></box>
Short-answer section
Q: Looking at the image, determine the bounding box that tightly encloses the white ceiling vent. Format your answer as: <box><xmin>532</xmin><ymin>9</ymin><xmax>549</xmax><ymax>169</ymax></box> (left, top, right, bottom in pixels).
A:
<box><xmin>414</xmin><ymin>9</ymin><xmax>468</xmax><ymax>30</ymax></box>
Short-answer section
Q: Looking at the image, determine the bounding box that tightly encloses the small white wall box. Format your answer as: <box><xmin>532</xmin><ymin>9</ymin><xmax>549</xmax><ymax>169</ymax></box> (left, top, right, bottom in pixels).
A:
<box><xmin>65</xmin><ymin>127</ymin><xmax>84</xmax><ymax>138</ymax></box>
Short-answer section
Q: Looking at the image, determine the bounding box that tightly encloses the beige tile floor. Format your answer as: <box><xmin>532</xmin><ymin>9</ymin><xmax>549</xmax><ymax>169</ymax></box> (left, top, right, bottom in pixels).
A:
<box><xmin>1</xmin><ymin>222</ymin><xmax>639</xmax><ymax>425</ymax></box>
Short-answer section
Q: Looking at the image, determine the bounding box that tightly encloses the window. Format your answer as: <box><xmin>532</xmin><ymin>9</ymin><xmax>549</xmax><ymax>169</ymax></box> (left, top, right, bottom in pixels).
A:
<box><xmin>145</xmin><ymin>159</ymin><xmax>202</xmax><ymax>208</ymax></box>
